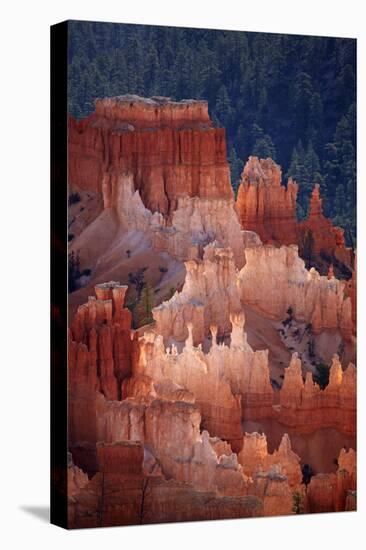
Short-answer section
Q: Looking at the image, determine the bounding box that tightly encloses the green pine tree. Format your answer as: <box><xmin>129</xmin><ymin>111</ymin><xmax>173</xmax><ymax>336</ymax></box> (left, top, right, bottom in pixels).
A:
<box><xmin>136</xmin><ymin>284</ymin><xmax>155</xmax><ymax>327</ymax></box>
<box><xmin>228</xmin><ymin>148</ymin><xmax>244</xmax><ymax>196</ymax></box>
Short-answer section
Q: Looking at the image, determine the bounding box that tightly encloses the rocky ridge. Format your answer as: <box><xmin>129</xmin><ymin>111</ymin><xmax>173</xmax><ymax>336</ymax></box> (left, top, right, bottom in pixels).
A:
<box><xmin>67</xmin><ymin>96</ymin><xmax>357</xmax><ymax>526</ymax></box>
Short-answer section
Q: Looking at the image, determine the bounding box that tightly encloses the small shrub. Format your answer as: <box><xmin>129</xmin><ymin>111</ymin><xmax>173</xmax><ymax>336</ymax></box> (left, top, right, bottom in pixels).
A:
<box><xmin>292</xmin><ymin>491</ymin><xmax>304</xmax><ymax>514</ymax></box>
<box><xmin>270</xmin><ymin>378</ymin><xmax>280</xmax><ymax>389</ymax></box>
<box><xmin>136</xmin><ymin>283</ymin><xmax>155</xmax><ymax>327</ymax></box>
<box><xmin>68</xmin><ymin>250</ymin><xmax>80</xmax><ymax>292</ymax></box>
<box><xmin>167</xmin><ymin>287</ymin><xmax>176</xmax><ymax>300</ymax></box>
<box><xmin>308</xmin><ymin>339</ymin><xmax>315</xmax><ymax>358</ymax></box>
<box><xmin>313</xmin><ymin>363</ymin><xmax>330</xmax><ymax>389</ymax></box>
<box><xmin>68</xmin><ymin>192</ymin><xmax>81</xmax><ymax>206</ymax></box>
<box><xmin>301</xmin><ymin>464</ymin><xmax>314</xmax><ymax>486</ymax></box>
<box><xmin>128</xmin><ymin>268</ymin><xmax>147</xmax><ymax>300</ymax></box>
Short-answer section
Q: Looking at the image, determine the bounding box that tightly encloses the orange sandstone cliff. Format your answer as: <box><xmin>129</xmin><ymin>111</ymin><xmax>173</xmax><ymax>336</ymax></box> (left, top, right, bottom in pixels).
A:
<box><xmin>69</xmin><ymin>95</ymin><xmax>233</xmax><ymax>216</ymax></box>
<box><xmin>67</xmin><ymin>97</ymin><xmax>357</xmax><ymax>527</ymax></box>
<box><xmin>67</xmin><ymin>269</ymin><xmax>356</xmax><ymax>526</ymax></box>
<box><xmin>236</xmin><ymin>157</ymin><xmax>353</xmax><ymax>271</ymax></box>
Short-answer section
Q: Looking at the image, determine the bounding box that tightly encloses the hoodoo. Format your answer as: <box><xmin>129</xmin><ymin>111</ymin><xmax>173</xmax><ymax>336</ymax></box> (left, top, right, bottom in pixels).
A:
<box><xmin>236</xmin><ymin>157</ymin><xmax>353</xmax><ymax>273</ymax></box>
<box><xmin>67</xmin><ymin>95</ymin><xmax>357</xmax><ymax>526</ymax></box>
<box><xmin>298</xmin><ymin>184</ymin><xmax>351</xmax><ymax>262</ymax></box>
<box><xmin>236</xmin><ymin>156</ymin><xmax>298</xmax><ymax>245</ymax></box>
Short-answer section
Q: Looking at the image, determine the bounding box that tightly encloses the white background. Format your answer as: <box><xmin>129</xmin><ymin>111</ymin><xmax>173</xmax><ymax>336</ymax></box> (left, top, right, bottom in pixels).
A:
<box><xmin>0</xmin><ymin>0</ymin><xmax>364</xmax><ymax>548</ymax></box>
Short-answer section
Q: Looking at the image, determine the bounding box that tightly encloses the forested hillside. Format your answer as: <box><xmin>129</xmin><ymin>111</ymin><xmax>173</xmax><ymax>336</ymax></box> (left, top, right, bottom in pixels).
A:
<box><xmin>67</xmin><ymin>21</ymin><xmax>356</xmax><ymax>241</ymax></box>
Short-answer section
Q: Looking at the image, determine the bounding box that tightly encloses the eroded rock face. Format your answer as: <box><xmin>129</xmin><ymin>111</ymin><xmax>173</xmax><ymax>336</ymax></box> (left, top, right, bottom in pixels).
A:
<box><xmin>100</xmin><ymin>171</ymin><xmax>247</xmax><ymax>266</ymax></box>
<box><xmin>68</xmin><ymin>274</ymin><xmax>356</xmax><ymax>526</ymax></box>
<box><xmin>278</xmin><ymin>353</ymin><xmax>356</xmax><ymax>435</ymax></box>
<box><xmin>67</xmin><ymin>453</ymin><xmax>89</xmax><ymax>497</ymax></box>
<box><xmin>69</xmin><ymin>97</ymin><xmax>250</xmax><ymax>274</ymax></box>
<box><xmin>68</xmin><ymin>471</ymin><xmax>263</xmax><ymax>528</ymax></box>
<box><xmin>238</xmin><ymin>245</ymin><xmax>353</xmax><ymax>340</ymax></box>
<box><xmin>76</xmin><ymin>389</ymin><xmax>248</xmax><ymax>496</ymax></box>
<box><xmin>154</xmin><ymin>196</ymin><xmax>246</xmax><ymax>266</ymax></box>
<box><xmin>236</xmin><ymin>157</ymin><xmax>298</xmax><ymax>245</ymax></box>
<box><xmin>305</xmin><ymin>446</ymin><xmax>356</xmax><ymax>514</ymax></box>
<box><xmin>298</xmin><ymin>185</ymin><xmax>350</xmax><ymax>259</ymax></box>
<box><xmin>70</xmin><ymin>282</ymin><xmax>134</xmax><ymax>401</ymax></box>
<box><xmin>68</xmin><ymin>282</ymin><xmax>136</xmax><ymax>447</ymax></box>
<box><xmin>129</xmin><ymin>309</ymin><xmax>276</xmax><ymax>449</ymax></box>
<box><xmin>238</xmin><ymin>433</ymin><xmax>302</xmax><ymax>488</ymax></box>
<box><xmin>153</xmin><ymin>244</ymin><xmax>242</xmax><ymax>342</ymax></box>
<box><xmin>67</xmin><ymin>107</ymin><xmax>356</xmax><ymax>525</ymax></box>
<box><xmin>251</xmin><ymin>472</ymin><xmax>294</xmax><ymax>517</ymax></box>
<box><xmin>69</xmin><ymin>95</ymin><xmax>233</xmax><ymax>216</ymax></box>
<box><xmin>236</xmin><ymin>158</ymin><xmax>352</xmax><ymax>270</ymax></box>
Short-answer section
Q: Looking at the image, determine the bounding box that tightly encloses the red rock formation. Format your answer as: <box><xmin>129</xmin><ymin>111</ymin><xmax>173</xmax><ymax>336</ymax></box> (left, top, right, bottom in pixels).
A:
<box><xmin>68</xmin><ymin>471</ymin><xmax>263</xmax><ymax>528</ymax></box>
<box><xmin>127</xmin><ymin>325</ymin><xmax>244</xmax><ymax>451</ymax></box>
<box><xmin>306</xmin><ymin>473</ymin><xmax>337</xmax><ymax>513</ymax></box>
<box><xmin>238</xmin><ymin>433</ymin><xmax>302</xmax><ymax>490</ymax></box>
<box><xmin>236</xmin><ymin>158</ymin><xmax>353</xmax><ymax>269</ymax></box>
<box><xmin>250</xmin><ymin>472</ymin><xmax>294</xmax><ymax>517</ymax></box>
<box><xmin>70</xmin><ymin>281</ymin><xmax>134</xmax><ymax>401</ymax></box>
<box><xmin>298</xmin><ymin>184</ymin><xmax>348</xmax><ymax>257</ymax></box>
<box><xmin>278</xmin><ymin>354</ymin><xmax>356</xmax><ymax>435</ymax></box>
<box><xmin>305</xmin><ymin>447</ymin><xmax>356</xmax><ymax>514</ymax></box>
<box><xmin>334</xmin><ymin>448</ymin><xmax>356</xmax><ymax>512</ymax></box>
<box><xmin>236</xmin><ymin>157</ymin><xmax>298</xmax><ymax>244</ymax></box>
<box><xmin>279</xmin><ymin>353</ymin><xmax>303</xmax><ymax>409</ymax></box>
<box><xmin>68</xmin><ymin>282</ymin><xmax>136</xmax><ymax>450</ymax></box>
<box><xmin>97</xmin><ymin>441</ymin><xmax>144</xmax><ymax>475</ymax></box>
<box><xmin>67</xmin><ymin>100</ymin><xmax>357</xmax><ymax>526</ymax></box>
<box><xmin>67</xmin><ymin>453</ymin><xmax>89</xmax><ymax>497</ymax></box>
<box><xmin>68</xmin><ymin>95</ymin><xmax>233</xmax><ymax>216</ymax></box>
<box><xmin>153</xmin><ymin>244</ymin><xmax>241</xmax><ymax>343</ymax></box>
<box><xmin>127</xmin><ymin>307</ymin><xmax>278</xmax><ymax>450</ymax></box>
<box><xmin>238</xmin><ymin>244</ymin><xmax>354</xmax><ymax>340</ymax></box>
<box><xmin>67</xmin><ymin>279</ymin><xmax>356</xmax><ymax>526</ymax></box>
<box><xmin>347</xmin><ymin>252</ymin><xmax>357</xmax><ymax>333</ymax></box>
<box><xmin>77</xmin><ymin>388</ymin><xmax>248</xmax><ymax>496</ymax></box>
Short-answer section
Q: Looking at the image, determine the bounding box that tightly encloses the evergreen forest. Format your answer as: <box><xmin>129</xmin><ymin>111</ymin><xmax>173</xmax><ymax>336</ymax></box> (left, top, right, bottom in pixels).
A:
<box><xmin>68</xmin><ymin>21</ymin><xmax>356</xmax><ymax>241</ymax></box>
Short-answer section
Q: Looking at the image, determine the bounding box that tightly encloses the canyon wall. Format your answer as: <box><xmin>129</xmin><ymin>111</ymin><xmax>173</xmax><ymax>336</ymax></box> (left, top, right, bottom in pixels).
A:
<box><xmin>153</xmin><ymin>244</ymin><xmax>242</xmax><ymax>342</ymax></box>
<box><xmin>279</xmin><ymin>353</ymin><xmax>356</xmax><ymax>435</ymax></box>
<box><xmin>69</xmin><ymin>96</ymin><xmax>253</xmax><ymax>270</ymax></box>
<box><xmin>153</xmin><ymin>241</ymin><xmax>354</xmax><ymax>344</ymax></box>
<box><xmin>68</xmin><ymin>275</ymin><xmax>356</xmax><ymax>526</ymax></box>
<box><xmin>67</xmin><ymin>96</ymin><xmax>356</xmax><ymax>526</ymax></box>
<box><xmin>238</xmin><ymin>245</ymin><xmax>353</xmax><ymax>340</ymax></box>
<box><xmin>305</xmin><ymin>448</ymin><xmax>356</xmax><ymax>513</ymax></box>
<box><xmin>236</xmin><ymin>157</ymin><xmax>352</xmax><ymax>268</ymax></box>
<box><xmin>69</xmin><ymin>95</ymin><xmax>233</xmax><ymax>216</ymax></box>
